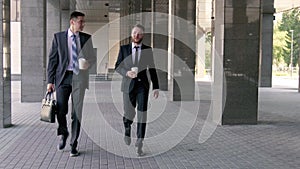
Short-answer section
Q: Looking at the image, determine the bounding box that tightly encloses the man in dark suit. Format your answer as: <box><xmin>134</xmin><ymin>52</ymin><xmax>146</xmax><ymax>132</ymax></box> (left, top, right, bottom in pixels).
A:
<box><xmin>115</xmin><ymin>24</ymin><xmax>159</xmax><ymax>156</ymax></box>
<box><xmin>47</xmin><ymin>11</ymin><xmax>96</xmax><ymax>157</ymax></box>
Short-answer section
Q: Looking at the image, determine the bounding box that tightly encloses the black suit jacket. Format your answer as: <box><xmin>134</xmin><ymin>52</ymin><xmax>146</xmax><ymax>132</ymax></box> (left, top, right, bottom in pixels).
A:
<box><xmin>115</xmin><ymin>43</ymin><xmax>159</xmax><ymax>93</ymax></box>
<box><xmin>47</xmin><ymin>31</ymin><xmax>96</xmax><ymax>89</ymax></box>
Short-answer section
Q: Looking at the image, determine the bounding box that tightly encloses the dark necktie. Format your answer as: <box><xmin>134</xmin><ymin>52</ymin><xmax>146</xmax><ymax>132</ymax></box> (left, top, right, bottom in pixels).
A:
<box><xmin>71</xmin><ymin>34</ymin><xmax>79</xmax><ymax>75</ymax></box>
<box><xmin>134</xmin><ymin>46</ymin><xmax>139</xmax><ymax>66</ymax></box>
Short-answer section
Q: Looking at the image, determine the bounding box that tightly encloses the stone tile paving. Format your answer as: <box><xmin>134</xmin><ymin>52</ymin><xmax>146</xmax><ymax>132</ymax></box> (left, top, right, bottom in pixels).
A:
<box><xmin>0</xmin><ymin>81</ymin><xmax>299</xmax><ymax>168</ymax></box>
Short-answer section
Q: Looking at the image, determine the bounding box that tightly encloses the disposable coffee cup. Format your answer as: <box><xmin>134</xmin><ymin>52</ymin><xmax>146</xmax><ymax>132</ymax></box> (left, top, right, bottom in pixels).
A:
<box><xmin>131</xmin><ymin>67</ymin><xmax>138</xmax><ymax>77</ymax></box>
<box><xmin>131</xmin><ymin>67</ymin><xmax>138</xmax><ymax>73</ymax></box>
<box><xmin>79</xmin><ymin>58</ymin><xmax>88</xmax><ymax>70</ymax></box>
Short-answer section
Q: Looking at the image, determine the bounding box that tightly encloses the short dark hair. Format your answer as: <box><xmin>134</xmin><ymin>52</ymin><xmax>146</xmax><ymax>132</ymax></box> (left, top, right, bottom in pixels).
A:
<box><xmin>70</xmin><ymin>11</ymin><xmax>85</xmax><ymax>20</ymax></box>
<box><xmin>133</xmin><ymin>24</ymin><xmax>145</xmax><ymax>32</ymax></box>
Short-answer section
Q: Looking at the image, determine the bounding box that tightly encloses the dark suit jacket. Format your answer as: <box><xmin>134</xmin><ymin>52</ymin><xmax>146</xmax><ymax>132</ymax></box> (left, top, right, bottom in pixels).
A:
<box><xmin>115</xmin><ymin>43</ymin><xmax>159</xmax><ymax>93</ymax></box>
<box><xmin>47</xmin><ymin>31</ymin><xmax>96</xmax><ymax>89</ymax></box>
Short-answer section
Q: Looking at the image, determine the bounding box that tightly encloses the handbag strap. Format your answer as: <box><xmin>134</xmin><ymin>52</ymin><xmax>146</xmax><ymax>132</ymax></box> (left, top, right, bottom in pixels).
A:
<box><xmin>45</xmin><ymin>91</ymin><xmax>53</xmax><ymax>101</ymax></box>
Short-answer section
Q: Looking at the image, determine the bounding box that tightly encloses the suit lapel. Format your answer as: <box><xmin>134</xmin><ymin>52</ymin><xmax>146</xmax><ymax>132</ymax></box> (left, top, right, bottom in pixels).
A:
<box><xmin>139</xmin><ymin>44</ymin><xmax>146</xmax><ymax>66</ymax></box>
<box><xmin>62</xmin><ymin>31</ymin><xmax>69</xmax><ymax>63</ymax></box>
<box><xmin>127</xmin><ymin>44</ymin><xmax>133</xmax><ymax>65</ymax></box>
<box><xmin>79</xmin><ymin>32</ymin><xmax>85</xmax><ymax>47</ymax></box>
<box><xmin>128</xmin><ymin>43</ymin><xmax>132</xmax><ymax>55</ymax></box>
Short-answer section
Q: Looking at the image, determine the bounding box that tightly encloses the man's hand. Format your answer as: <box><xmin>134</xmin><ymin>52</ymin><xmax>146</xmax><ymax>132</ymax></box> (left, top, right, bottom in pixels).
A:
<box><xmin>153</xmin><ymin>90</ymin><xmax>159</xmax><ymax>99</ymax></box>
<box><xmin>47</xmin><ymin>83</ymin><xmax>55</xmax><ymax>92</ymax></box>
<box><xmin>126</xmin><ymin>71</ymin><xmax>137</xmax><ymax>79</ymax></box>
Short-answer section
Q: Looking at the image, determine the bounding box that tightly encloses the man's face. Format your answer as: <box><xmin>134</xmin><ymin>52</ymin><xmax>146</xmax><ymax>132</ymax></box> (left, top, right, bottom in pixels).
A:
<box><xmin>71</xmin><ymin>16</ymin><xmax>85</xmax><ymax>32</ymax></box>
<box><xmin>131</xmin><ymin>27</ymin><xmax>144</xmax><ymax>44</ymax></box>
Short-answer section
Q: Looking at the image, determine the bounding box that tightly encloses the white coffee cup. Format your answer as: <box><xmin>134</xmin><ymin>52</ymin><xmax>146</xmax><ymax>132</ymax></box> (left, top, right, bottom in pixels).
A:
<box><xmin>131</xmin><ymin>67</ymin><xmax>138</xmax><ymax>73</ymax></box>
<box><xmin>79</xmin><ymin>58</ymin><xmax>88</xmax><ymax>70</ymax></box>
<box><xmin>131</xmin><ymin>67</ymin><xmax>138</xmax><ymax>77</ymax></box>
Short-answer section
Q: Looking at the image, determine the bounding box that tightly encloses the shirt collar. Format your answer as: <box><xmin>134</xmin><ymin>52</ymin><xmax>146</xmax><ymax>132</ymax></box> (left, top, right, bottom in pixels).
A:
<box><xmin>68</xmin><ymin>29</ymin><xmax>79</xmax><ymax>38</ymax></box>
<box><xmin>132</xmin><ymin>42</ymin><xmax>141</xmax><ymax>49</ymax></box>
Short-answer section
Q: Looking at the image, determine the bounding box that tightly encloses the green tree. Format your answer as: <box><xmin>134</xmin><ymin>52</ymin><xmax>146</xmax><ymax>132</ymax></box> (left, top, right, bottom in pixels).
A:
<box><xmin>278</xmin><ymin>8</ymin><xmax>300</xmax><ymax>67</ymax></box>
<box><xmin>205</xmin><ymin>31</ymin><xmax>212</xmax><ymax>70</ymax></box>
<box><xmin>273</xmin><ymin>24</ymin><xmax>287</xmax><ymax>67</ymax></box>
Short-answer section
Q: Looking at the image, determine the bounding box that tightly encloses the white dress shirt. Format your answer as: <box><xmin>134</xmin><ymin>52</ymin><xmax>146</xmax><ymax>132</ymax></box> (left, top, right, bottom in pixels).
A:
<box><xmin>132</xmin><ymin>42</ymin><xmax>141</xmax><ymax>64</ymax></box>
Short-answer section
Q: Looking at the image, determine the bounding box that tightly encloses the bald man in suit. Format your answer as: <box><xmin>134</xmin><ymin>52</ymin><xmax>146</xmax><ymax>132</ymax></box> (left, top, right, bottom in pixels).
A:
<box><xmin>47</xmin><ymin>11</ymin><xmax>96</xmax><ymax>157</ymax></box>
<box><xmin>115</xmin><ymin>24</ymin><xmax>159</xmax><ymax>156</ymax></box>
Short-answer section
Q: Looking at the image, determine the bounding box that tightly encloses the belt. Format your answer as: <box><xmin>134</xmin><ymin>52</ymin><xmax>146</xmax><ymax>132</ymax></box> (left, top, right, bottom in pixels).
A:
<box><xmin>66</xmin><ymin>70</ymin><xmax>73</xmax><ymax>74</ymax></box>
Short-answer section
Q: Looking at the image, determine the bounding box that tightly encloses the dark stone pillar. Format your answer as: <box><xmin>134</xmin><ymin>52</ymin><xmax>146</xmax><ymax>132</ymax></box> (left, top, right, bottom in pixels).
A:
<box><xmin>153</xmin><ymin>0</ymin><xmax>169</xmax><ymax>91</ymax></box>
<box><xmin>141</xmin><ymin>0</ymin><xmax>152</xmax><ymax>47</ymax></box>
<box><xmin>173</xmin><ymin>0</ymin><xmax>196</xmax><ymax>101</ymax></box>
<box><xmin>119</xmin><ymin>0</ymin><xmax>132</xmax><ymax>45</ymax></box>
<box><xmin>260</xmin><ymin>0</ymin><xmax>274</xmax><ymax>87</ymax></box>
<box><xmin>217</xmin><ymin>0</ymin><xmax>261</xmax><ymax>124</ymax></box>
<box><xmin>0</xmin><ymin>0</ymin><xmax>12</xmax><ymax>127</ymax></box>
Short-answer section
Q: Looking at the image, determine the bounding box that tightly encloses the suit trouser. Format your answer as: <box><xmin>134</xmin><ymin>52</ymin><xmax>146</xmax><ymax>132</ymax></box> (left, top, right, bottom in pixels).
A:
<box><xmin>56</xmin><ymin>71</ymin><xmax>86</xmax><ymax>148</ymax></box>
<box><xmin>123</xmin><ymin>82</ymin><xmax>149</xmax><ymax>144</ymax></box>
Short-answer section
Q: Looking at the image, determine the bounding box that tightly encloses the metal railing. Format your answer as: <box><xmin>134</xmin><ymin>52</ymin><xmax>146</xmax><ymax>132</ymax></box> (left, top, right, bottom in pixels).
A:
<box><xmin>273</xmin><ymin>66</ymin><xmax>299</xmax><ymax>77</ymax></box>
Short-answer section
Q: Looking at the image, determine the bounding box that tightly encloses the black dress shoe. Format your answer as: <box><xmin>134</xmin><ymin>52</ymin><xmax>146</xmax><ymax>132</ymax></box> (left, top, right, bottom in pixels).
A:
<box><xmin>70</xmin><ymin>148</ymin><xmax>79</xmax><ymax>157</ymax></box>
<box><xmin>124</xmin><ymin>127</ymin><xmax>131</xmax><ymax>145</ymax></box>
<box><xmin>124</xmin><ymin>136</ymin><xmax>131</xmax><ymax>145</ymax></box>
<box><xmin>136</xmin><ymin>146</ymin><xmax>145</xmax><ymax>156</ymax></box>
<box><xmin>57</xmin><ymin>134</ymin><xmax>68</xmax><ymax>150</ymax></box>
<box><xmin>135</xmin><ymin>139</ymin><xmax>143</xmax><ymax>147</ymax></box>
<box><xmin>135</xmin><ymin>141</ymin><xmax>144</xmax><ymax>156</ymax></box>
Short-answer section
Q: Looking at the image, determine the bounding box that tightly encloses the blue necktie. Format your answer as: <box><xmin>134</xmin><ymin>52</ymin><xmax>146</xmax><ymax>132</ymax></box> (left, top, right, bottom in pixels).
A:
<box><xmin>72</xmin><ymin>34</ymin><xmax>79</xmax><ymax>75</ymax></box>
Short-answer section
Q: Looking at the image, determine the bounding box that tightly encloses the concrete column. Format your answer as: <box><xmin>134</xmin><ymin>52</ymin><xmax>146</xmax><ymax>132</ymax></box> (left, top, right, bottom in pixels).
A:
<box><xmin>46</xmin><ymin>0</ymin><xmax>61</xmax><ymax>68</ymax></box>
<box><xmin>46</xmin><ymin>1</ymin><xmax>71</xmax><ymax>59</ymax></box>
<box><xmin>0</xmin><ymin>0</ymin><xmax>12</xmax><ymax>128</ymax></box>
<box><xmin>213</xmin><ymin>0</ymin><xmax>261</xmax><ymax>125</ymax></box>
<box><xmin>60</xmin><ymin>11</ymin><xmax>70</xmax><ymax>31</ymax></box>
<box><xmin>59</xmin><ymin>0</ymin><xmax>72</xmax><ymax>32</ymax></box>
<box><xmin>21</xmin><ymin>0</ymin><xmax>47</xmax><ymax>102</ymax></box>
<box><xmin>119</xmin><ymin>0</ymin><xmax>131</xmax><ymax>45</ymax></box>
<box><xmin>260</xmin><ymin>0</ymin><xmax>274</xmax><ymax>87</ymax></box>
<box><xmin>173</xmin><ymin>0</ymin><xmax>196</xmax><ymax>101</ymax></box>
<box><xmin>211</xmin><ymin>0</ymin><xmax>224</xmax><ymax>124</ymax></box>
<box><xmin>153</xmin><ymin>0</ymin><xmax>169</xmax><ymax>91</ymax></box>
<box><xmin>108</xmin><ymin>2</ymin><xmax>120</xmax><ymax>76</ymax></box>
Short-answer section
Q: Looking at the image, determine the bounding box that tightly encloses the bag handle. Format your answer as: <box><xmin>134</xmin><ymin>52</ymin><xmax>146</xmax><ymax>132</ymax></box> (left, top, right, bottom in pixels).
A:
<box><xmin>44</xmin><ymin>91</ymin><xmax>54</xmax><ymax>101</ymax></box>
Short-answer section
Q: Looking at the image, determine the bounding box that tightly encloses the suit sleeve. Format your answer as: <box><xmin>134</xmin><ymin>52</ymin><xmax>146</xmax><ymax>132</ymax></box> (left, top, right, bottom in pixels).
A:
<box><xmin>148</xmin><ymin>49</ymin><xmax>159</xmax><ymax>90</ymax></box>
<box><xmin>47</xmin><ymin>34</ymin><xmax>58</xmax><ymax>84</ymax></box>
<box><xmin>115</xmin><ymin>46</ymin><xmax>128</xmax><ymax>77</ymax></box>
<box><xmin>81</xmin><ymin>35</ymin><xmax>96</xmax><ymax>66</ymax></box>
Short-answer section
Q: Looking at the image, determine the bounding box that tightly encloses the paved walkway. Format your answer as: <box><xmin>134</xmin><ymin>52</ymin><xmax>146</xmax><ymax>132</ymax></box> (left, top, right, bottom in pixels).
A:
<box><xmin>0</xmin><ymin>77</ymin><xmax>299</xmax><ymax>169</ymax></box>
